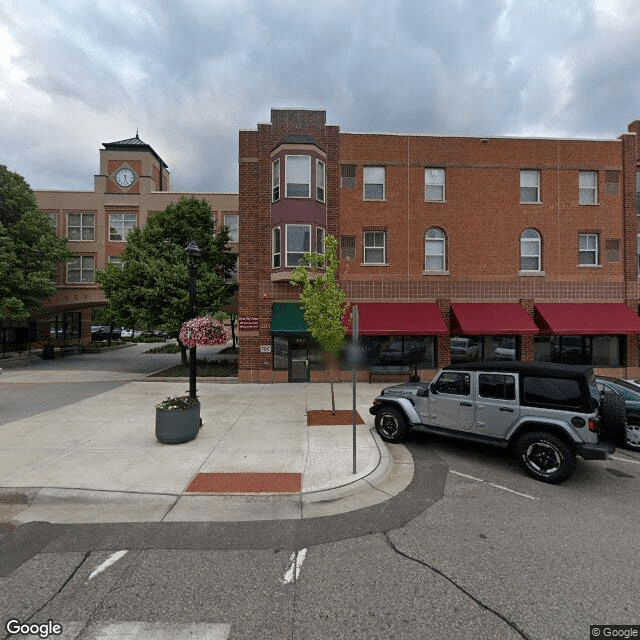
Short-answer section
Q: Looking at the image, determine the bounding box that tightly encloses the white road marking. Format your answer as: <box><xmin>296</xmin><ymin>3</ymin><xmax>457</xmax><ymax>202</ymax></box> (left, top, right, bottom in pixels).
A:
<box><xmin>449</xmin><ymin>470</ymin><xmax>539</xmax><ymax>501</ymax></box>
<box><xmin>87</xmin><ymin>550</ymin><xmax>128</xmax><ymax>582</ymax></box>
<box><xmin>610</xmin><ymin>455</ymin><xmax>640</xmax><ymax>465</ymax></box>
<box><xmin>281</xmin><ymin>548</ymin><xmax>307</xmax><ymax>584</ymax></box>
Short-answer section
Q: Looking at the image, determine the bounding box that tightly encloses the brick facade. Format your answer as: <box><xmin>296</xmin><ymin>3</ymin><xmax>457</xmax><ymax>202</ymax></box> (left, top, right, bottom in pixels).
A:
<box><xmin>238</xmin><ymin>109</ymin><xmax>640</xmax><ymax>381</ymax></box>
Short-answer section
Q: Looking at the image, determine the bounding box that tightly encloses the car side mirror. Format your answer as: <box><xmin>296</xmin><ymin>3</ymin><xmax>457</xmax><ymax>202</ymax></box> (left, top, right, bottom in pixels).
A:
<box><xmin>429</xmin><ymin>385</ymin><xmax>438</xmax><ymax>395</ymax></box>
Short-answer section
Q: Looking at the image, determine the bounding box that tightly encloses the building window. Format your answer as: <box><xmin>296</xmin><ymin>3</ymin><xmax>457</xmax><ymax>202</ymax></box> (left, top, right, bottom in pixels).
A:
<box><xmin>605</xmin><ymin>238</ymin><xmax>620</xmax><ymax>263</ymax></box>
<box><xmin>226</xmin><ymin>255</ymin><xmax>238</xmax><ymax>283</ymax></box>
<box><xmin>451</xmin><ymin>336</ymin><xmax>517</xmax><ymax>363</ymax></box>
<box><xmin>535</xmin><ymin>335</ymin><xmax>622</xmax><ymax>367</ymax></box>
<box><xmin>425</xmin><ymin>168</ymin><xmax>445</xmax><ymax>202</ymax></box>
<box><xmin>46</xmin><ymin>211</ymin><xmax>57</xmax><ymax>230</ymax></box>
<box><xmin>224</xmin><ymin>214</ymin><xmax>239</xmax><ymax>242</ymax></box>
<box><xmin>341</xmin><ymin>335</ymin><xmax>436</xmax><ymax>369</ymax></box>
<box><xmin>363</xmin><ymin>167</ymin><xmax>385</xmax><ymax>200</ymax></box>
<box><xmin>272</xmin><ymin>158</ymin><xmax>280</xmax><ymax>202</ymax></box>
<box><xmin>579</xmin><ymin>171</ymin><xmax>598</xmax><ymax>205</ymax></box>
<box><xmin>286</xmin><ymin>224</ymin><xmax>310</xmax><ymax>267</ymax></box>
<box><xmin>67</xmin><ymin>212</ymin><xmax>95</xmax><ymax>241</ymax></box>
<box><xmin>316</xmin><ymin>227</ymin><xmax>325</xmax><ymax>255</ymax></box>
<box><xmin>520</xmin><ymin>229</ymin><xmax>541</xmax><ymax>271</ymax></box>
<box><xmin>272</xmin><ymin>226</ymin><xmax>281</xmax><ymax>268</ymax></box>
<box><xmin>108</xmin><ymin>256</ymin><xmax>123</xmax><ymax>268</ymax></box>
<box><xmin>49</xmin><ymin>312</ymin><xmax>81</xmax><ymax>340</ymax></box>
<box><xmin>67</xmin><ymin>255</ymin><xmax>95</xmax><ymax>283</ymax></box>
<box><xmin>340</xmin><ymin>235</ymin><xmax>356</xmax><ymax>260</ymax></box>
<box><xmin>341</xmin><ymin>164</ymin><xmax>356</xmax><ymax>189</ymax></box>
<box><xmin>316</xmin><ymin>160</ymin><xmax>325</xmax><ymax>202</ymax></box>
<box><xmin>520</xmin><ymin>170</ymin><xmax>540</xmax><ymax>203</ymax></box>
<box><xmin>364</xmin><ymin>231</ymin><xmax>386</xmax><ymax>264</ymax></box>
<box><xmin>424</xmin><ymin>228</ymin><xmax>446</xmax><ymax>271</ymax></box>
<box><xmin>285</xmin><ymin>155</ymin><xmax>311</xmax><ymax>198</ymax></box>
<box><xmin>578</xmin><ymin>233</ymin><xmax>598</xmax><ymax>266</ymax></box>
<box><xmin>108</xmin><ymin>212</ymin><xmax>136</xmax><ymax>242</ymax></box>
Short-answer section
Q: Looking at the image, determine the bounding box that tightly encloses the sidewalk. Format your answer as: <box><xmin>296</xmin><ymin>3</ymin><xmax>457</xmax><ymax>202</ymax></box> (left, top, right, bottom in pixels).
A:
<box><xmin>0</xmin><ymin>375</ymin><xmax>413</xmax><ymax>524</ymax></box>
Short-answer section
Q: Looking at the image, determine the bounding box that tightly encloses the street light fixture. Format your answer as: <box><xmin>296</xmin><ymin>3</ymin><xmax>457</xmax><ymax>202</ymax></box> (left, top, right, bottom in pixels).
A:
<box><xmin>185</xmin><ymin>240</ymin><xmax>201</xmax><ymax>399</ymax></box>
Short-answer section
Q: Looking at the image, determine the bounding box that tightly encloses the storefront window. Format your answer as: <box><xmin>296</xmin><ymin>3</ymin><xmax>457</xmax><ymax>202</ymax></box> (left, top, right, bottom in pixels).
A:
<box><xmin>341</xmin><ymin>336</ymin><xmax>436</xmax><ymax>369</ymax></box>
<box><xmin>450</xmin><ymin>336</ymin><xmax>517</xmax><ymax>363</ymax></box>
<box><xmin>534</xmin><ymin>335</ymin><xmax>622</xmax><ymax>367</ymax></box>
<box><xmin>49</xmin><ymin>312</ymin><xmax>81</xmax><ymax>340</ymax></box>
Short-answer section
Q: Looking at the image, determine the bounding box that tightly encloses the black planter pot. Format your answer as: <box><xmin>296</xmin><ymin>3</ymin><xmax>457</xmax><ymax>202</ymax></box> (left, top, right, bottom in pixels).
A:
<box><xmin>155</xmin><ymin>404</ymin><xmax>201</xmax><ymax>444</ymax></box>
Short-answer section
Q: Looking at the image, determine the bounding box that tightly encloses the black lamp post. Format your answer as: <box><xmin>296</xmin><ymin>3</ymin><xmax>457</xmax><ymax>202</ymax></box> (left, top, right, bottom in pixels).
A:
<box><xmin>185</xmin><ymin>240</ymin><xmax>201</xmax><ymax>399</ymax></box>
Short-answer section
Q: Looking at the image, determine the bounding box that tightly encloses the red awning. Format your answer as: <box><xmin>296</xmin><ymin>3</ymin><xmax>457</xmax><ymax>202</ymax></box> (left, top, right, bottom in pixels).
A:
<box><xmin>343</xmin><ymin>303</ymin><xmax>447</xmax><ymax>336</ymax></box>
<box><xmin>450</xmin><ymin>303</ymin><xmax>539</xmax><ymax>336</ymax></box>
<box><xmin>535</xmin><ymin>303</ymin><xmax>640</xmax><ymax>335</ymax></box>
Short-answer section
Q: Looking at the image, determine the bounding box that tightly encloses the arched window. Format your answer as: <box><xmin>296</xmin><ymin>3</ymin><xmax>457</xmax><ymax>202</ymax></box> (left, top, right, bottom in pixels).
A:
<box><xmin>520</xmin><ymin>229</ymin><xmax>541</xmax><ymax>271</ymax></box>
<box><xmin>425</xmin><ymin>228</ymin><xmax>446</xmax><ymax>272</ymax></box>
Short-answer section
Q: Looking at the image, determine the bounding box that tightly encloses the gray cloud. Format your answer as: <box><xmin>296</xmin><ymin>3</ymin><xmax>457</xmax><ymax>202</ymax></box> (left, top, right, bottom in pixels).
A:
<box><xmin>1</xmin><ymin>0</ymin><xmax>639</xmax><ymax>193</ymax></box>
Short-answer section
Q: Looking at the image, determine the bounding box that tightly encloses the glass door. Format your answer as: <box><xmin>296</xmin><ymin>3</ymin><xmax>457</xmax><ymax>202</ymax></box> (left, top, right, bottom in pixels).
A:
<box><xmin>288</xmin><ymin>337</ymin><xmax>310</xmax><ymax>382</ymax></box>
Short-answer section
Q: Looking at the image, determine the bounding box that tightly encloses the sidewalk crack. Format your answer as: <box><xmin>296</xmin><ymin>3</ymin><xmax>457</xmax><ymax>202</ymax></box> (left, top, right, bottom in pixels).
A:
<box><xmin>383</xmin><ymin>532</ymin><xmax>534</xmax><ymax>640</ymax></box>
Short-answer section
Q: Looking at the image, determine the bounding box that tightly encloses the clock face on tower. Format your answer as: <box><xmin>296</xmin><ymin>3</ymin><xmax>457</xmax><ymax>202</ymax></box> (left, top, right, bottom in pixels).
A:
<box><xmin>114</xmin><ymin>167</ymin><xmax>135</xmax><ymax>188</ymax></box>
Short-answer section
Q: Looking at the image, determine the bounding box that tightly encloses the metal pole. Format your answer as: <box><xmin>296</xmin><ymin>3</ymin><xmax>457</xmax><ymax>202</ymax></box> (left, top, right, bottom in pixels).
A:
<box><xmin>352</xmin><ymin>305</ymin><xmax>359</xmax><ymax>474</ymax></box>
<box><xmin>188</xmin><ymin>261</ymin><xmax>197</xmax><ymax>399</ymax></box>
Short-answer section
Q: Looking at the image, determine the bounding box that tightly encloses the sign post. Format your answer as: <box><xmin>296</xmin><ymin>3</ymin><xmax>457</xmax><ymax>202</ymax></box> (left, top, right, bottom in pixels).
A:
<box><xmin>352</xmin><ymin>305</ymin><xmax>359</xmax><ymax>474</ymax></box>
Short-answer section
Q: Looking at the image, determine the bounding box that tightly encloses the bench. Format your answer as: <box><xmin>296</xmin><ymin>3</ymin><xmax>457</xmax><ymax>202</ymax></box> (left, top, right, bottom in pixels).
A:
<box><xmin>368</xmin><ymin>365</ymin><xmax>411</xmax><ymax>383</ymax></box>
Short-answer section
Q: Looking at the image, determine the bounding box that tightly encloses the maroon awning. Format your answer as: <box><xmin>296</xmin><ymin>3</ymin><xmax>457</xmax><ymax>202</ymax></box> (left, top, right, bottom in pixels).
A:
<box><xmin>450</xmin><ymin>303</ymin><xmax>538</xmax><ymax>336</ymax></box>
<box><xmin>535</xmin><ymin>303</ymin><xmax>640</xmax><ymax>335</ymax></box>
<box><xmin>343</xmin><ymin>303</ymin><xmax>447</xmax><ymax>336</ymax></box>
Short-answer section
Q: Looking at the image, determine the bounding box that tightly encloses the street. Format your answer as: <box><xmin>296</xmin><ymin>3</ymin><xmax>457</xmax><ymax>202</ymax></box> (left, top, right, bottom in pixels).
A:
<box><xmin>1</xmin><ymin>349</ymin><xmax>639</xmax><ymax>639</ymax></box>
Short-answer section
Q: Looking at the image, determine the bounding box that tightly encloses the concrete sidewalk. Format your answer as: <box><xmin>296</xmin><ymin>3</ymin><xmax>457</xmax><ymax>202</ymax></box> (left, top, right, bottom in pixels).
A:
<box><xmin>0</xmin><ymin>379</ymin><xmax>413</xmax><ymax>524</ymax></box>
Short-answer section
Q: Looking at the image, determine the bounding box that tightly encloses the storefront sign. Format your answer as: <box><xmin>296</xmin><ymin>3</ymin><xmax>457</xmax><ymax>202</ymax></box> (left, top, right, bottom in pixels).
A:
<box><xmin>238</xmin><ymin>316</ymin><xmax>259</xmax><ymax>331</ymax></box>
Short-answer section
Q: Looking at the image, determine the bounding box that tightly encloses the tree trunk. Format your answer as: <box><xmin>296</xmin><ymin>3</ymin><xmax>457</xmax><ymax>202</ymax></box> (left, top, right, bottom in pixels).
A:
<box><xmin>230</xmin><ymin>313</ymin><xmax>237</xmax><ymax>348</ymax></box>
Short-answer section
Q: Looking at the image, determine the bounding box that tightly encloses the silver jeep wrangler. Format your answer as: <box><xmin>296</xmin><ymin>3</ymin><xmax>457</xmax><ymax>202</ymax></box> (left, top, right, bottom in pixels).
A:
<box><xmin>370</xmin><ymin>362</ymin><xmax>626</xmax><ymax>483</ymax></box>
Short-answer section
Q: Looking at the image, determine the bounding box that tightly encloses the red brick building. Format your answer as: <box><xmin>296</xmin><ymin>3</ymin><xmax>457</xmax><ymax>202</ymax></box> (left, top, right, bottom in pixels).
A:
<box><xmin>238</xmin><ymin>109</ymin><xmax>640</xmax><ymax>382</ymax></box>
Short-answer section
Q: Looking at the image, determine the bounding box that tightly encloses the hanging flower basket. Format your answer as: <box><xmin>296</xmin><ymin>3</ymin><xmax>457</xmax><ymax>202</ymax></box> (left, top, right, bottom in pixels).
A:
<box><xmin>179</xmin><ymin>317</ymin><xmax>230</xmax><ymax>347</ymax></box>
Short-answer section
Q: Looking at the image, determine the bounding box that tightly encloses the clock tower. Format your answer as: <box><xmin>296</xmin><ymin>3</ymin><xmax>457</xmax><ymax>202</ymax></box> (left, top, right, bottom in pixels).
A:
<box><xmin>95</xmin><ymin>133</ymin><xmax>170</xmax><ymax>194</ymax></box>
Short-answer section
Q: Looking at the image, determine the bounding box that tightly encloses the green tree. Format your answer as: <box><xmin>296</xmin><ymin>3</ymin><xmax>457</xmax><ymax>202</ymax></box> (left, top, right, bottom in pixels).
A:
<box><xmin>0</xmin><ymin>165</ymin><xmax>74</xmax><ymax>320</ymax></box>
<box><xmin>290</xmin><ymin>235</ymin><xmax>349</xmax><ymax>412</ymax></box>
<box><xmin>95</xmin><ymin>197</ymin><xmax>237</xmax><ymax>365</ymax></box>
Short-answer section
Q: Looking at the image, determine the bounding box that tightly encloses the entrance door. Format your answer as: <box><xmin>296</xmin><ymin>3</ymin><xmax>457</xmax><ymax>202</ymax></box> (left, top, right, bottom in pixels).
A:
<box><xmin>288</xmin><ymin>337</ymin><xmax>310</xmax><ymax>382</ymax></box>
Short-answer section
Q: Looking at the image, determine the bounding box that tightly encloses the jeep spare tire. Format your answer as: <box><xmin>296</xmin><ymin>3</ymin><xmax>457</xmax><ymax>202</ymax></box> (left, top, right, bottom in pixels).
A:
<box><xmin>598</xmin><ymin>392</ymin><xmax>627</xmax><ymax>446</ymax></box>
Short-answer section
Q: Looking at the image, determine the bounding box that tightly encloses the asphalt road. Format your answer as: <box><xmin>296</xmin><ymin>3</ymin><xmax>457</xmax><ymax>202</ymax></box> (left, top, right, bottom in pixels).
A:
<box><xmin>1</xmin><ymin>349</ymin><xmax>639</xmax><ymax>639</ymax></box>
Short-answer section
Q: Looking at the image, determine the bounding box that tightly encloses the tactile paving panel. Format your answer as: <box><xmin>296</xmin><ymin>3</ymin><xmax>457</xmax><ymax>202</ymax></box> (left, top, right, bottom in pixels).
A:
<box><xmin>185</xmin><ymin>472</ymin><xmax>302</xmax><ymax>494</ymax></box>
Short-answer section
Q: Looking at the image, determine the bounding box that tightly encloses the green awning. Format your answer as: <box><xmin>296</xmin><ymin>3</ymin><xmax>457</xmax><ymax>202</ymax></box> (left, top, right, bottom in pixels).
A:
<box><xmin>271</xmin><ymin>303</ymin><xmax>309</xmax><ymax>334</ymax></box>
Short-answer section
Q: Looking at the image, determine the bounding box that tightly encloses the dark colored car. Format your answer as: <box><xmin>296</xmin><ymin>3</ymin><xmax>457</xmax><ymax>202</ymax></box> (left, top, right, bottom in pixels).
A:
<box><xmin>596</xmin><ymin>377</ymin><xmax>640</xmax><ymax>451</ymax></box>
<box><xmin>90</xmin><ymin>325</ymin><xmax>121</xmax><ymax>341</ymax></box>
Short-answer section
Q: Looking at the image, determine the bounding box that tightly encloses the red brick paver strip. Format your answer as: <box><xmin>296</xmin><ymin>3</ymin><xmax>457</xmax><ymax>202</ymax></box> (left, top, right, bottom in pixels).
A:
<box><xmin>185</xmin><ymin>472</ymin><xmax>302</xmax><ymax>494</ymax></box>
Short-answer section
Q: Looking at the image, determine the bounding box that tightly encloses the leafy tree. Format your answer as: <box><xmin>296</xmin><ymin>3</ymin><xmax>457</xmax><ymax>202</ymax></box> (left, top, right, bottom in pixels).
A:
<box><xmin>0</xmin><ymin>165</ymin><xmax>74</xmax><ymax>320</ymax></box>
<box><xmin>95</xmin><ymin>197</ymin><xmax>237</xmax><ymax>365</ymax></box>
<box><xmin>290</xmin><ymin>235</ymin><xmax>349</xmax><ymax>412</ymax></box>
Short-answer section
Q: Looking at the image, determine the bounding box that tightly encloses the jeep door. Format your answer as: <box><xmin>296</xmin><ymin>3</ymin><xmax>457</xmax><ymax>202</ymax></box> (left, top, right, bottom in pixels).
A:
<box><xmin>473</xmin><ymin>372</ymin><xmax>519</xmax><ymax>437</ymax></box>
<box><xmin>428</xmin><ymin>370</ymin><xmax>475</xmax><ymax>430</ymax></box>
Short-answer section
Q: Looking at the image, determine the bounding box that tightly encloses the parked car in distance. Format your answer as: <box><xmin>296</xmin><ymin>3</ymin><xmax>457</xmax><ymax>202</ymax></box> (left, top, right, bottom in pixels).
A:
<box><xmin>595</xmin><ymin>377</ymin><xmax>640</xmax><ymax>451</ymax></box>
<box><xmin>450</xmin><ymin>338</ymin><xmax>479</xmax><ymax>363</ymax></box>
<box><xmin>90</xmin><ymin>325</ymin><xmax>121</xmax><ymax>341</ymax></box>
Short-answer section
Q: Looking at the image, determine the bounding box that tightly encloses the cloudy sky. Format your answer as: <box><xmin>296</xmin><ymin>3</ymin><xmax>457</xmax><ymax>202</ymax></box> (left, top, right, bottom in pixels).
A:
<box><xmin>2</xmin><ymin>0</ymin><xmax>640</xmax><ymax>194</ymax></box>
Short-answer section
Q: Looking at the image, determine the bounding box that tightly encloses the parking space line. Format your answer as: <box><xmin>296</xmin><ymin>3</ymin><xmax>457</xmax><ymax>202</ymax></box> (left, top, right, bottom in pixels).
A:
<box><xmin>450</xmin><ymin>470</ymin><xmax>539</xmax><ymax>501</ymax></box>
<box><xmin>87</xmin><ymin>550</ymin><xmax>128</xmax><ymax>583</ymax></box>
<box><xmin>610</xmin><ymin>455</ymin><xmax>640</xmax><ymax>465</ymax></box>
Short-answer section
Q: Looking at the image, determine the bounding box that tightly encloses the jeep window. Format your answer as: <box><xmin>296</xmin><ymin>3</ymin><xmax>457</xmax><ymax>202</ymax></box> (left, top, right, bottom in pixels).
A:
<box><xmin>523</xmin><ymin>376</ymin><xmax>582</xmax><ymax>409</ymax></box>
<box><xmin>434</xmin><ymin>371</ymin><xmax>470</xmax><ymax>396</ymax></box>
<box><xmin>479</xmin><ymin>374</ymin><xmax>516</xmax><ymax>400</ymax></box>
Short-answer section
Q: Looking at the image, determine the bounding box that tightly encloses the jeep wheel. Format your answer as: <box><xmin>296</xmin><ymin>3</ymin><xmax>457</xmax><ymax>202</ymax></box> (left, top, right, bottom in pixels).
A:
<box><xmin>374</xmin><ymin>406</ymin><xmax>409</xmax><ymax>443</ymax></box>
<box><xmin>514</xmin><ymin>431</ymin><xmax>576</xmax><ymax>484</ymax></box>
<box><xmin>626</xmin><ymin>423</ymin><xmax>640</xmax><ymax>451</ymax></box>
<box><xmin>599</xmin><ymin>392</ymin><xmax>627</xmax><ymax>446</ymax></box>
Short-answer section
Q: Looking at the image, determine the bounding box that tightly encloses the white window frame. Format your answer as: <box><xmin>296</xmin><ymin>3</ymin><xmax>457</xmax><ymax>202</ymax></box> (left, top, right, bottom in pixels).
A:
<box><xmin>520</xmin><ymin>170</ymin><xmax>540</xmax><ymax>203</ymax></box>
<box><xmin>316</xmin><ymin>159</ymin><xmax>325</xmax><ymax>202</ymax></box>
<box><xmin>285</xmin><ymin>155</ymin><xmax>311</xmax><ymax>198</ymax></box>
<box><xmin>108</xmin><ymin>256</ymin><xmax>123</xmax><ymax>268</ymax></box>
<box><xmin>67</xmin><ymin>212</ymin><xmax>95</xmax><ymax>241</ymax></box>
<box><xmin>520</xmin><ymin>229</ymin><xmax>541</xmax><ymax>272</ymax></box>
<box><xmin>363</xmin><ymin>166</ymin><xmax>385</xmax><ymax>201</ymax></box>
<box><xmin>579</xmin><ymin>171</ymin><xmax>598</xmax><ymax>205</ymax></box>
<box><xmin>425</xmin><ymin>168</ymin><xmax>445</xmax><ymax>202</ymax></box>
<box><xmin>286</xmin><ymin>224</ymin><xmax>311</xmax><ymax>267</ymax></box>
<box><xmin>272</xmin><ymin>226</ymin><xmax>281</xmax><ymax>268</ymax></box>
<box><xmin>316</xmin><ymin>227</ymin><xmax>325</xmax><ymax>255</ymax></box>
<box><xmin>224</xmin><ymin>214</ymin><xmax>239</xmax><ymax>242</ymax></box>
<box><xmin>363</xmin><ymin>231</ymin><xmax>386</xmax><ymax>264</ymax></box>
<box><xmin>66</xmin><ymin>255</ymin><xmax>95</xmax><ymax>283</ymax></box>
<box><xmin>578</xmin><ymin>233</ymin><xmax>599</xmax><ymax>266</ymax></box>
<box><xmin>424</xmin><ymin>228</ymin><xmax>446</xmax><ymax>272</ymax></box>
<box><xmin>272</xmin><ymin>158</ymin><xmax>280</xmax><ymax>202</ymax></box>
<box><xmin>108</xmin><ymin>212</ymin><xmax>137</xmax><ymax>242</ymax></box>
